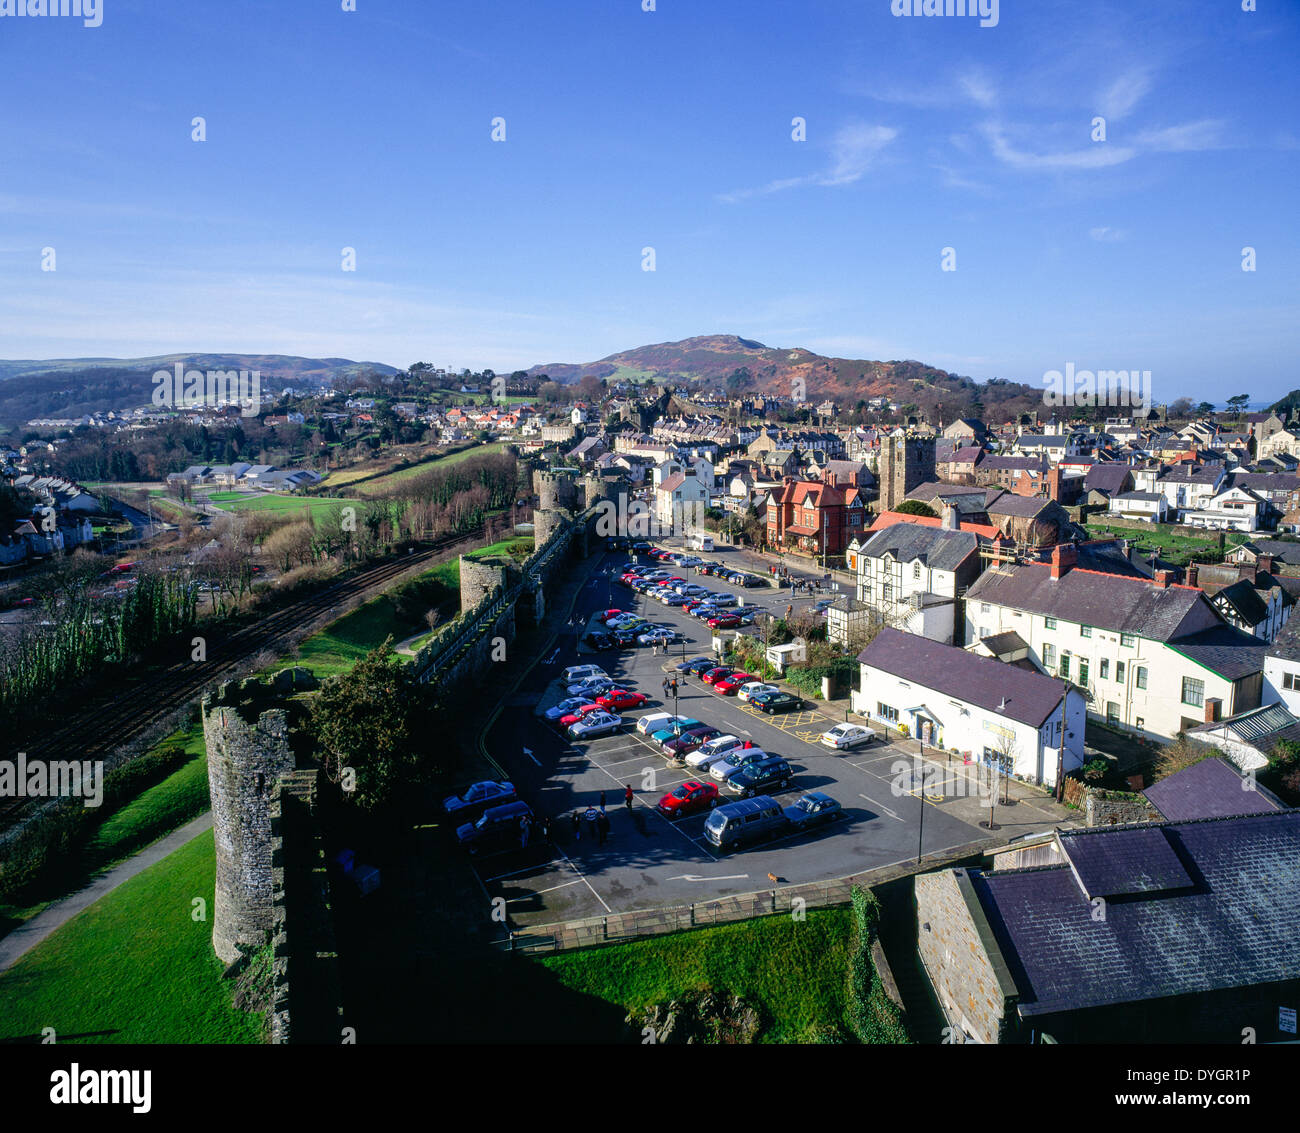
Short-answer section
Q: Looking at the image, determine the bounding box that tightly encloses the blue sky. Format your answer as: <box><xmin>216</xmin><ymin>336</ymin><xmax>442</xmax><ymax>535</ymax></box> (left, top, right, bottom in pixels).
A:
<box><xmin>1</xmin><ymin>0</ymin><xmax>1297</xmax><ymax>404</ymax></box>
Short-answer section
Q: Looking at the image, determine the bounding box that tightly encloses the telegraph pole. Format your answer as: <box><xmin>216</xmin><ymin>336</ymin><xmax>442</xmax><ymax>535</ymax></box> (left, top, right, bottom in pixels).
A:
<box><xmin>1055</xmin><ymin>678</ymin><xmax>1069</xmax><ymax>802</ymax></box>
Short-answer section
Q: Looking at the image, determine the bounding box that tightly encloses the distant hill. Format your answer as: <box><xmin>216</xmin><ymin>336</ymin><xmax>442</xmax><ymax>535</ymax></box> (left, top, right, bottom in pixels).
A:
<box><xmin>526</xmin><ymin>334</ymin><xmax>1040</xmax><ymax>417</ymax></box>
<box><xmin>0</xmin><ymin>354</ymin><xmax>397</xmax><ymax>429</ymax></box>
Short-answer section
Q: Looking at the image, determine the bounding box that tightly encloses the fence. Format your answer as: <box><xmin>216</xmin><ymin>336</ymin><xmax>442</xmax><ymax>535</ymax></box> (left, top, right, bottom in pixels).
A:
<box><xmin>490</xmin><ymin>843</ymin><xmax>990</xmax><ymax>955</ymax></box>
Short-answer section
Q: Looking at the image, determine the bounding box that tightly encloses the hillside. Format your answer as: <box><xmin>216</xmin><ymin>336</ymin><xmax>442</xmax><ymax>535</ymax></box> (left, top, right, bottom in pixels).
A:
<box><xmin>0</xmin><ymin>354</ymin><xmax>397</xmax><ymax>429</ymax></box>
<box><xmin>527</xmin><ymin>334</ymin><xmax>1040</xmax><ymax>417</ymax></box>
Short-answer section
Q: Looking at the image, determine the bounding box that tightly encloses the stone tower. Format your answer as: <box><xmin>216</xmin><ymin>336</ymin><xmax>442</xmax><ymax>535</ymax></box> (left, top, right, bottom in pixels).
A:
<box><xmin>879</xmin><ymin>432</ymin><xmax>936</xmax><ymax>513</ymax></box>
<box><xmin>203</xmin><ymin>679</ymin><xmax>296</xmax><ymax>965</ymax></box>
<box><xmin>533</xmin><ymin>469</ymin><xmax>578</xmax><ymax>513</ymax></box>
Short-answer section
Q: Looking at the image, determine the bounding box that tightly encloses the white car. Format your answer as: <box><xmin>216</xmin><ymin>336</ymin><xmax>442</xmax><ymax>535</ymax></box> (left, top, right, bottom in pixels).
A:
<box><xmin>684</xmin><ymin>734</ymin><xmax>747</xmax><ymax>771</ymax></box>
<box><xmin>562</xmin><ymin>664</ymin><xmax>607</xmax><ymax>685</ymax></box>
<box><xmin>820</xmin><ymin>723</ymin><xmax>878</xmax><ymax>751</ymax></box>
<box><xmin>737</xmin><ymin>681</ymin><xmax>778</xmax><ymax>704</ymax></box>
<box><xmin>567</xmin><ymin>710</ymin><xmax>624</xmax><ymax>741</ymax></box>
<box><xmin>636</xmin><ymin>711</ymin><xmax>676</xmax><ymax>735</ymax></box>
<box><xmin>709</xmin><ymin>746</ymin><xmax>770</xmax><ymax>782</ymax></box>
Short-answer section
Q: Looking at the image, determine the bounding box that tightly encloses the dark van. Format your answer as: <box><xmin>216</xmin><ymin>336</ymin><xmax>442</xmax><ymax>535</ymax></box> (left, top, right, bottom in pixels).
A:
<box><xmin>457</xmin><ymin>800</ymin><xmax>535</xmax><ymax>855</ymax></box>
<box><xmin>702</xmin><ymin>796</ymin><xmax>789</xmax><ymax>852</ymax></box>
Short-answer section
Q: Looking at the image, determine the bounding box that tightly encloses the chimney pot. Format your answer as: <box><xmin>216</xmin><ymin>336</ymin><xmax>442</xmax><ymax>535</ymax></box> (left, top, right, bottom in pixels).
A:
<box><xmin>1154</xmin><ymin>569</ymin><xmax>1173</xmax><ymax>588</ymax></box>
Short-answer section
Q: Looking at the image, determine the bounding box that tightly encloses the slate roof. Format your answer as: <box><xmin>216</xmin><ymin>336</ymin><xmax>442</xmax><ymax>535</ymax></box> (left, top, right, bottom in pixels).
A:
<box><xmin>968</xmin><ymin>561</ymin><xmax>1209</xmax><ymax>641</ymax></box>
<box><xmin>1236</xmin><ymin>538</ymin><xmax>1300</xmax><ymax>565</ymax></box>
<box><xmin>1144</xmin><ymin>755</ymin><xmax>1285</xmax><ymax>821</ymax></box>
<box><xmin>857</xmin><ymin>628</ymin><xmax>1066</xmax><ymax>727</ymax></box>
<box><xmin>906</xmin><ymin>481</ymin><xmax>985</xmax><ymax>503</ymax></box>
<box><xmin>986</xmin><ymin>494</ymin><xmax>1054</xmax><ymax>519</ymax></box>
<box><xmin>966</xmin><ymin>811</ymin><xmax>1300</xmax><ymax>1017</ymax></box>
<box><xmin>1267</xmin><ymin>610</ymin><xmax>1300</xmax><ymax>662</ymax></box>
<box><xmin>1211</xmin><ymin>578</ymin><xmax>1271</xmax><ymax>626</ymax></box>
<box><xmin>1167</xmin><ymin>625</ymin><xmax>1268</xmax><ymax>680</ymax></box>
<box><xmin>858</xmin><ymin>523</ymin><xmax>979</xmax><ymax>572</ymax></box>
<box><xmin>1083</xmin><ymin>464</ymin><xmax>1132</xmax><ymax>495</ymax></box>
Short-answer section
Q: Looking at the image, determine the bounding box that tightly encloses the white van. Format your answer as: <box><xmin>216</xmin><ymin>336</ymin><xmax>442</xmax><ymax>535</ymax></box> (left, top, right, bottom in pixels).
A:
<box><xmin>686</xmin><ymin>533</ymin><xmax>714</xmax><ymax>552</ymax></box>
<box><xmin>562</xmin><ymin>664</ymin><xmax>607</xmax><ymax>685</ymax></box>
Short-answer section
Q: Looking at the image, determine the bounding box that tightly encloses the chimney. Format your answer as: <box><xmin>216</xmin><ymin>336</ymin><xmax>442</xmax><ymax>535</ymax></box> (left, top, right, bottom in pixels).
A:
<box><xmin>1154</xmin><ymin>569</ymin><xmax>1173</xmax><ymax>588</ymax></box>
<box><xmin>1186</xmin><ymin>563</ymin><xmax>1200</xmax><ymax>589</ymax></box>
<box><xmin>1257</xmin><ymin>554</ymin><xmax>1275</xmax><ymax>577</ymax></box>
<box><xmin>1049</xmin><ymin>543</ymin><xmax>1078</xmax><ymax>580</ymax></box>
<box><xmin>1204</xmin><ymin>697</ymin><xmax>1222</xmax><ymax>724</ymax></box>
<box><xmin>941</xmin><ymin>502</ymin><xmax>959</xmax><ymax>530</ymax></box>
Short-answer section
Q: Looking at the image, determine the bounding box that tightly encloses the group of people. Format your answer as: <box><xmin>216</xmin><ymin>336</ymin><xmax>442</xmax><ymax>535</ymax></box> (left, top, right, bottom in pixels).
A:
<box><xmin>566</xmin><ymin>786</ymin><xmax>636</xmax><ymax>848</ymax></box>
<box><xmin>769</xmin><ymin>563</ymin><xmax>828</xmax><ymax>595</ymax></box>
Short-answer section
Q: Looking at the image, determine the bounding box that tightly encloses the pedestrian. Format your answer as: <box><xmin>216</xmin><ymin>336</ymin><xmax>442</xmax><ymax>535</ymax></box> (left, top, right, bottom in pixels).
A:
<box><xmin>663</xmin><ymin>677</ymin><xmax>671</xmax><ymax>697</ymax></box>
<box><xmin>585</xmin><ymin>806</ymin><xmax>599</xmax><ymax>841</ymax></box>
<box><xmin>519</xmin><ymin>816</ymin><xmax>530</xmax><ymax>849</ymax></box>
<box><xmin>624</xmin><ymin>784</ymin><xmax>634</xmax><ymax>812</ymax></box>
<box><xmin>541</xmin><ymin>816</ymin><xmax>552</xmax><ymax>843</ymax></box>
<box><xmin>599</xmin><ymin>790</ymin><xmax>606</xmax><ymax>810</ymax></box>
<box><xmin>571</xmin><ymin>811</ymin><xmax>581</xmax><ymax>842</ymax></box>
<box><xmin>597</xmin><ymin>811</ymin><xmax>611</xmax><ymax>845</ymax></box>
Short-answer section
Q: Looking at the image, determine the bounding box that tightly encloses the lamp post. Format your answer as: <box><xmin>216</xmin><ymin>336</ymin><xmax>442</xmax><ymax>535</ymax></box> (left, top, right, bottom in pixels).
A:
<box><xmin>915</xmin><ymin>738</ymin><xmax>926</xmax><ymax>865</ymax></box>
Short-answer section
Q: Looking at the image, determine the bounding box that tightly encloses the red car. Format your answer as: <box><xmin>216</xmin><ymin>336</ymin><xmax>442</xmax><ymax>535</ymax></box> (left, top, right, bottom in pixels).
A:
<box><xmin>656</xmin><ymin>779</ymin><xmax>720</xmax><ymax>819</ymax></box>
<box><xmin>714</xmin><ymin>671</ymin><xmax>756</xmax><ymax>695</ymax></box>
<box><xmin>596</xmin><ymin>689</ymin><xmax>648</xmax><ymax>712</ymax></box>
<box><xmin>597</xmin><ymin>609</ymin><xmax>623</xmax><ymax>623</ymax></box>
<box><xmin>707</xmin><ymin>614</ymin><xmax>743</xmax><ymax>629</ymax></box>
<box><xmin>559</xmin><ymin>703</ymin><xmax>605</xmax><ymax>727</ymax></box>
<box><xmin>701</xmin><ymin>666</ymin><xmax>736</xmax><ymax>685</ymax></box>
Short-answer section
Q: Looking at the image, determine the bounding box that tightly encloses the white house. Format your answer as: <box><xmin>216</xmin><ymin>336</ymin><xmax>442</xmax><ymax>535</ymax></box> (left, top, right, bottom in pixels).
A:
<box><xmin>653</xmin><ymin>469</ymin><xmax>709</xmax><ymax>536</ymax></box>
<box><xmin>965</xmin><ymin>545</ymin><xmax>1267</xmax><ymax>739</ymax></box>
<box><xmin>852</xmin><ymin>628</ymin><xmax>1086</xmax><ymax>786</ymax></box>
<box><xmin>1182</xmin><ymin>484</ymin><xmax>1265</xmax><ymax>532</ymax></box>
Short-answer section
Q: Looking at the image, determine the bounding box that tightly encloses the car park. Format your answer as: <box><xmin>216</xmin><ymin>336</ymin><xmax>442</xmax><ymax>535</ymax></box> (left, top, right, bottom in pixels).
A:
<box><xmin>567</xmin><ymin>710</ymin><xmax>625</xmax><ymax>740</ymax></box>
<box><xmin>737</xmin><ymin>681</ymin><xmax>778</xmax><ymax>704</ymax></box>
<box><xmin>649</xmin><ymin>717</ymin><xmax>704</xmax><ymax>744</ymax></box>
<box><xmin>702</xmin><ymin>796</ymin><xmax>787</xmax><ymax>852</ymax></box>
<box><xmin>443</xmin><ymin>780</ymin><xmax>517</xmax><ymax>820</ymax></box>
<box><xmin>819</xmin><ymin>723</ymin><xmax>878</xmax><ymax>750</ymax></box>
<box><xmin>783</xmin><ymin>792</ymin><xmax>844</xmax><ymax>832</ymax></box>
<box><xmin>596</xmin><ymin>689</ymin><xmax>649</xmax><ymax>712</ymax></box>
<box><xmin>662</xmin><ymin>725</ymin><xmax>723</xmax><ymax>758</ymax></box>
<box><xmin>723</xmin><ymin>755</ymin><xmax>795</xmax><ymax>798</ymax></box>
<box><xmin>713</xmin><ymin>671</ymin><xmax>757</xmax><ymax>695</ymax></box>
<box><xmin>657</xmin><ymin>780</ymin><xmax>720</xmax><ymax>819</ymax></box>
<box><xmin>684</xmin><ymin>734</ymin><xmax>750</xmax><ymax>771</ymax></box>
<box><xmin>544</xmin><ymin>696</ymin><xmax>596</xmax><ymax>723</ymax></box>
<box><xmin>750</xmin><ymin>690</ymin><xmax>804</xmax><ymax>714</ymax></box>
<box><xmin>709</xmin><ymin>745</ymin><xmax>771</xmax><ymax>782</ymax></box>
<box><xmin>456</xmin><ymin>800</ymin><xmax>535</xmax><ymax>855</ymax></box>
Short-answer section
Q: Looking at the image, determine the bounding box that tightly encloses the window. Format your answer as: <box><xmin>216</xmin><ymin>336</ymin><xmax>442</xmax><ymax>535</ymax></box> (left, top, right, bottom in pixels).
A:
<box><xmin>1182</xmin><ymin>677</ymin><xmax>1205</xmax><ymax>707</ymax></box>
<box><xmin>1059</xmin><ymin>653</ymin><xmax>1070</xmax><ymax>678</ymax></box>
<box><xmin>1045</xmin><ymin>617</ymin><xmax>1057</xmax><ymax>630</ymax></box>
<box><xmin>1285</xmin><ymin>672</ymin><xmax>1298</xmax><ymax>691</ymax></box>
<box><xmin>882</xmin><ymin>583</ymin><xmax>892</xmax><ymax>601</ymax></box>
<box><xmin>980</xmin><ymin>603</ymin><xmax>990</xmax><ymax>614</ymax></box>
<box><xmin>1079</xmin><ymin>659</ymin><xmax>1090</xmax><ymax>686</ymax></box>
<box><xmin>1081</xmin><ymin>625</ymin><xmax>1092</xmax><ymax>638</ymax></box>
<box><xmin>1136</xmin><ymin>666</ymin><xmax>1148</xmax><ymax>690</ymax></box>
<box><xmin>877</xmin><ymin>703</ymin><xmax>899</xmax><ymax>723</ymax></box>
<box><xmin>1043</xmin><ymin>643</ymin><xmax>1057</xmax><ymax>667</ymax></box>
<box><xmin>913</xmin><ymin>561</ymin><xmax>921</xmax><ymax>579</ymax></box>
<box><xmin>1106</xmin><ymin>702</ymin><xmax>1120</xmax><ymax>724</ymax></box>
<box><xmin>1099</xmin><ymin>659</ymin><xmax>1109</xmax><ymax>680</ymax></box>
<box><xmin>1121</xmin><ymin>633</ymin><xmax>1136</xmax><ymax>647</ymax></box>
<box><xmin>1116</xmin><ymin>661</ymin><xmax>1125</xmax><ymax>683</ymax></box>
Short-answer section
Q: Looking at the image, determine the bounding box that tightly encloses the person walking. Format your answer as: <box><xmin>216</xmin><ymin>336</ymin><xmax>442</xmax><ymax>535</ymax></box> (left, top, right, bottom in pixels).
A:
<box><xmin>597</xmin><ymin>810</ymin><xmax>611</xmax><ymax>846</ymax></box>
<box><xmin>519</xmin><ymin>815</ymin><xmax>531</xmax><ymax>849</ymax></box>
<box><xmin>585</xmin><ymin>806</ymin><xmax>599</xmax><ymax>841</ymax></box>
<box><xmin>599</xmin><ymin>790</ymin><xmax>607</xmax><ymax>810</ymax></box>
<box><xmin>624</xmin><ymin>784</ymin><xmax>634</xmax><ymax>812</ymax></box>
<box><xmin>662</xmin><ymin>676</ymin><xmax>671</xmax><ymax>698</ymax></box>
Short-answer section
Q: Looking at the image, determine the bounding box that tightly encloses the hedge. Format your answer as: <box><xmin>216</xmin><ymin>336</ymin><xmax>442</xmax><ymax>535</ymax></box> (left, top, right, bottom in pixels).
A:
<box><xmin>846</xmin><ymin>886</ymin><xmax>911</xmax><ymax>1044</ymax></box>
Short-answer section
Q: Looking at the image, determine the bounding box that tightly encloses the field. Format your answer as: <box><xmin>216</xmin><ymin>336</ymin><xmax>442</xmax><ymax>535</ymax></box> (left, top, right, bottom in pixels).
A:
<box><xmin>0</xmin><ymin>830</ymin><xmax>264</xmax><ymax>1044</ymax></box>
<box><xmin>1085</xmin><ymin>522</ymin><xmax>1251</xmax><ymax>565</ymax></box>
<box><xmin>464</xmin><ymin>534</ymin><xmax>534</xmax><ymax>563</ymax></box>
<box><xmin>536</xmin><ymin>908</ymin><xmax>855</xmax><ymax>1043</ymax></box>
<box><xmin>209</xmin><ymin>494</ymin><xmax>351</xmax><ymax>521</ymax></box>
<box><xmin>350</xmin><ymin>441</ymin><xmax>508</xmax><ymax>497</ymax></box>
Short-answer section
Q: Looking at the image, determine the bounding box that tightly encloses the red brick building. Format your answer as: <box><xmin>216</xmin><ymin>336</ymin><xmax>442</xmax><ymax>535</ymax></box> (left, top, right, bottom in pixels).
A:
<box><xmin>765</xmin><ymin>473</ymin><xmax>868</xmax><ymax>559</ymax></box>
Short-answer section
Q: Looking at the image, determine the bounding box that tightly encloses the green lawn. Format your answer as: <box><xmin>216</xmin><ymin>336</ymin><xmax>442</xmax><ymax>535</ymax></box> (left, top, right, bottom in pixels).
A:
<box><xmin>464</xmin><ymin>535</ymin><xmax>534</xmax><ymax>563</ymax></box>
<box><xmin>537</xmin><ymin>908</ymin><xmax>855</xmax><ymax>1043</ymax></box>
<box><xmin>0</xmin><ymin>830</ymin><xmax>264</xmax><ymax>1044</ymax></box>
<box><xmin>213</xmin><ymin>494</ymin><xmax>350</xmax><ymax>520</ymax></box>
<box><xmin>352</xmin><ymin>442</ymin><xmax>507</xmax><ymax>496</ymax></box>
<box><xmin>1085</xmin><ymin>522</ymin><xmax>1250</xmax><ymax>566</ymax></box>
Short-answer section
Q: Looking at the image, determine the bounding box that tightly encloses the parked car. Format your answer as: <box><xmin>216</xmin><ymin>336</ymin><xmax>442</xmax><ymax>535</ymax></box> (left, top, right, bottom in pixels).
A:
<box><xmin>567</xmin><ymin>676</ymin><xmax>617</xmax><ymax>698</ymax></box>
<box><xmin>737</xmin><ymin>681</ymin><xmax>778</xmax><ymax>704</ymax></box>
<box><xmin>750</xmin><ymin>690</ymin><xmax>803</xmax><ymax>714</ymax></box>
<box><xmin>567</xmin><ymin>710</ymin><xmax>625</xmax><ymax>740</ymax></box>
<box><xmin>636</xmin><ymin>711</ymin><xmax>676</xmax><ymax>735</ymax></box>
<box><xmin>545</xmin><ymin>696</ymin><xmax>596</xmax><ymax>723</ymax></box>
<box><xmin>685</xmin><ymin>734</ymin><xmax>750</xmax><ymax>771</ymax></box>
<box><xmin>649</xmin><ymin>717</ymin><xmax>705</xmax><ymax>744</ymax></box>
<box><xmin>783</xmin><ymin>791</ymin><xmax>844</xmax><ymax>832</ymax></box>
<box><xmin>709</xmin><ymin>593</ymin><xmax>738</xmax><ymax>608</ymax></box>
<box><xmin>584</xmin><ymin>631</ymin><xmax>614</xmax><ymax>650</ymax></box>
<box><xmin>724</xmin><ymin>755</ymin><xmax>795</xmax><ymax>797</ymax></box>
<box><xmin>677</xmin><ymin>655</ymin><xmax>713</xmax><ymax>673</ymax></box>
<box><xmin>819</xmin><ymin>723</ymin><xmax>878</xmax><ymax>750</ymax></box>
<box><xmin>558</xmin><ymin>702</ymin><xmax>605</xmax><ymax>728</ymax></box>
<box><xmin>596</xmin><ymin>689</ymin><xmax>649</xmax><ymax>712</ymax></box>
<box><xmin>713</xmin><ymin>671</ymin><xmax>757</xmax><ymax>695</ymax></box>
<box><xmin>456</xmin><ymin>800</ymin><xmax>535</xmax><ymax>854</ymax></box>
<box><xmin>707</xmin><ymin>614</ymin><xmax>743</xmax><ymax>629</ymax></box>
<box><xmin>662</xmin><ymin>725</ymin><xmax>723</xmax><ymax>758</ymax></box>
<box><xmin>702</xmin><ymin>796</ymin><xmax>787</xmax><ymax>851</ymax></box>
<box><xmin>710</xmin><ymin>745</ymin><xmax>772</xmax><ymax>782</ymax></box>
<box><xmin>596</xmin><ymin>609</ymin><xmax>623</xmax><ymax>623</ymax></box>
<box><xmin>562</xmin><ymin>664</ymin><xmax>607</xmax><ymax>685</ymax></box>
<box><xmin>657</xmin><ymin>779</ymin><xmax>721</xmax><ymax>819</ymax></box>
<box><xmin>443</xmin><ymin>780</ymin><xmax>517</xmax><ymax>820</ymax></box>
<box><xmin>701</xmin><ymin>666</ymin><xmax>737</xmax><ymax>685</ymax></box>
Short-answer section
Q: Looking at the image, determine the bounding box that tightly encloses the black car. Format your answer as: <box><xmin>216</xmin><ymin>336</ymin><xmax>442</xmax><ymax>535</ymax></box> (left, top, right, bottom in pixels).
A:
<box><xmin>752</xmin><ymin>691</ymin><xmax>803</xmax><ymax>714</ymax></box>
<box><xmin>682</xmin><ymin>657</ymin><xmax>719</xmax><ymax>676</ymax></box>
<box><xmin>611</xmin><ymin>627</ymin><xmax>642</xmax><ymax>647</ymax></box>
<box><xmin>783</xmin><ymin>791</ymin><xmax>844</xmax><ymax>831</ymax></box>
<box><xmin>456</xmin><ymin>800</ymin><xmax>535</xmax><ymax>854</ymax></box>
<box><xmin>443</xmin><ymin>781</ymin><xmax>518</xmax><ymax>821</ymax></box>
<box><xmin>724</xmin><ymin>756</ymin><xmax>795</xmax><ymax>798</ymax></box>
<box><xmin>631</xmin><ymin>541</ymin><xmax>652</xmax><ymax>552</ymax></box>
<box><xmin>677</xmin><ymin>655</ymin><xmax>712</xmax><ymax>672</ymax></box>
<box><xmin>585</xmin><ymin>631</ymin><xmax>614</xmax><ymax>650</ymax></box>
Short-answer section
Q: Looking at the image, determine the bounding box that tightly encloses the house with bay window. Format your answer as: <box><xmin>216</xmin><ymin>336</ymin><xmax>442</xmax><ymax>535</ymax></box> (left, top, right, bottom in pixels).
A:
<box><xmin>964</xmin><ymin>545</ymin><xmax>1267</xmax><ymax>740</ymax></box>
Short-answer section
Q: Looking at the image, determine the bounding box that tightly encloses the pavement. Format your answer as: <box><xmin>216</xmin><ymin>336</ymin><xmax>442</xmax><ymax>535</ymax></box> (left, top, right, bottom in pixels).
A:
<box><xmin>0</xmin><ymin>812</ymin><xmax>214</xmax><ymax>974</ymax></box>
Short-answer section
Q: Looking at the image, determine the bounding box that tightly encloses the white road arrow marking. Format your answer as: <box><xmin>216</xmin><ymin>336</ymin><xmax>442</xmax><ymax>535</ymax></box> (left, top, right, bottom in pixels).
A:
<box><xmin>859</xmin><ymin>793</ymin><xmax>904</xmax><ymax>822</ymax></box>
<box><xmin>667</xmin><ymin>873</ymin><xmax>750</xmax><ymax>882</ymax></box>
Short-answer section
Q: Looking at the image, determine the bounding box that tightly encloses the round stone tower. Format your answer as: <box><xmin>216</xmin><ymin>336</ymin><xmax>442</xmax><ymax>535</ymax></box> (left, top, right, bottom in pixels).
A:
<box><xmin>535</xmin><ymin>469</ymin><xmax>578</xmax><ymax>513</ymax></box>
<box><xmin>203</xmin><ymin>679</ymin><xmax>296</xmax><ymax>965</ymax></box>
<box><xmin>458</xmin><ymin>555</ymin><xmax>510</xmax><ymax>613</ymax></box>
<box><xmin>534</xmin><ymin>508</ymin><xmax>569</xmax><ymax>547</ymax></box>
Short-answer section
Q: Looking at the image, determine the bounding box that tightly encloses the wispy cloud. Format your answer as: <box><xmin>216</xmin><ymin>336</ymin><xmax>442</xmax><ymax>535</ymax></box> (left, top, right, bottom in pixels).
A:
<box><xmin>1089</xmin><ymin>226</ymin><xmax>1127</xmax><ymax>243</ymax></box>
<box><xmin>957</xmin><ymin>68</ymin><xmax>998</xmax><ymax>110</ymax></box>
<box><xmin>1097</xmin><ymin>69</ymin><xmax>1153</xmax><ymax>121</ymax></box>
<box><xmin>980</xmin><ymin>122</ymin><xmax>1136</xmax><ymax>170</ymax></box>
<box><xmin>717</xmin><ymin>122</ymin><xmax>898</xmax><ymax>202</ymax></box>
<box><xmin>1137</xmin><ymin>119</ymin><xmax>1227</xmax><ymax>152</ymax></box>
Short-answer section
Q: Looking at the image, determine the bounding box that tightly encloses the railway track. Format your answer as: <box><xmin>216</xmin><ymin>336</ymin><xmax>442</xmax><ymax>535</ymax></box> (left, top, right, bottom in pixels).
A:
<box><xmin>0</xmin><ymin>536</ymin><xmax>465</xmax><ymax>830</ymax></box>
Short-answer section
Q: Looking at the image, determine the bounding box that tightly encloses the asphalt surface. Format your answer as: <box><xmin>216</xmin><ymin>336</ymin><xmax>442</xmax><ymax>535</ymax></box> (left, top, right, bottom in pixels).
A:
<box><xmin>476</xmin><ymin>548</ymin><xmax>987</xmax><ymax>926</ymax></box>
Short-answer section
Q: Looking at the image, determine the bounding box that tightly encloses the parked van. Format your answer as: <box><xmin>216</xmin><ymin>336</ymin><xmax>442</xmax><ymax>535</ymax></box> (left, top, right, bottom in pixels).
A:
<box><xmin>686</xmin><ymin>533</ymin><xmax>715</xmax><ymax>552</ymax></box>
<box><xmin>702</xmin><ymin>796</ymin><xmax>788</xmax><ymax>851</ymax></box>
<box><xmin>562</xmin><ymin>664</ymin><xmax>607</xmax><ymax>685</ymax></box>
<box><xmin>456</xmin><ymin>800</ymin><xmax>535</xmax><ymax>855</ymax></box>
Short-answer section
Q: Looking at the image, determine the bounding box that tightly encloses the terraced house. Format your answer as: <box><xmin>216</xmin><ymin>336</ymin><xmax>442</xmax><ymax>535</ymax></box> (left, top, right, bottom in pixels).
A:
<box><xmin>965</xmin><ymin>545</ymin><xmax>1267</xmax><ymax>739</ymax></box>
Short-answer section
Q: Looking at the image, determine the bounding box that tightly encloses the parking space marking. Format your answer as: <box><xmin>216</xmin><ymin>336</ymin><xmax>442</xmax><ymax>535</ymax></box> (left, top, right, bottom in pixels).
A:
<box><xmin>858</xmin><ymin>792</ymin><xmax>905</xmax><ymax>822</ymax></box>
<box><xmin>507</xmin><ymin>878</ymin><xmax>587</xmax><ymax>900</ymax></box>
<box><xmin>483</xmin><ymin>857</ymin><xmax>570</xmax><ymax>883</ymax></box>
<box><xmin>549</xmin><ymin>846</ymin><xmax>611</xmax><ymax>913</ymax></box>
